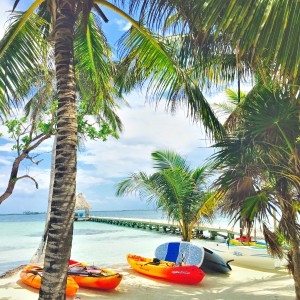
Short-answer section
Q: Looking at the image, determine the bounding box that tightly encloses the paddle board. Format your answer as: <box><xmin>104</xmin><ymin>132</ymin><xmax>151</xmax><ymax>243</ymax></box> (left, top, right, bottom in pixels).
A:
<box><xmin>155</xmin><ymin>241</ymin><xmax>204</xmax><ymax>267</ymax></box>
<box><xmin>201</xmin><ymin>247</ymin><xmax>232</xmax><ymax>273</ymax></box>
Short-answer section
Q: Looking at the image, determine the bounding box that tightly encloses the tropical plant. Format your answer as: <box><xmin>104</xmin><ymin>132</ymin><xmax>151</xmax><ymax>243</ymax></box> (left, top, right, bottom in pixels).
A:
<box><xmin>122</xmin><ymin>0</ymin><xmax>299</xmax><ymax>87</ymax></box>
<box><xmin>214</xmin><ymin>88</ymin><xmax>246</xmax><ymax>132</ymax></box>
<box><xmin>211</xmin><ymin>82</ymin><xmax>300</xmax><ymax>297</ymax></box>
<box><xmin>116</xmin><ymin>150</ymin><xmax>221</xmax><ymax>241</ymax></box>
<box><xmin>0</xmin><ymin>3</ymin><xmax>123</xmax><ymax>298</ymax></box>
<box><xmin>0</xmin><ymin>107</ymin><xmax>55</xmax><ymax>204</ymax></box>
<box><xmin>116</xmin><ymin>27</ymin><xmax>229</xmax><ymax>140</ymax></box>
<box><xmin>1</xmin><ymin>1</ymin><xmax>227</xmax><ymax>298</ymax></box>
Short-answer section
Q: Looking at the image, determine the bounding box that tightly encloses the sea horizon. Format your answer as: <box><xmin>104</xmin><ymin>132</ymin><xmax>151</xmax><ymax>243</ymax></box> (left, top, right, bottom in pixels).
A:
<box><xmin>0</xmin><ymin>209</ymin><xmax>170</xmax><ymax>275</ymax></box>
<box><xmin>0</xmin><ymin>208</ymin><xmax>162</xmax><ymax>216</ymax></box>
<box><xmin>0</xmin><ymin>209</ymin><xmax>265</xmax><ymax>276</ymax></box>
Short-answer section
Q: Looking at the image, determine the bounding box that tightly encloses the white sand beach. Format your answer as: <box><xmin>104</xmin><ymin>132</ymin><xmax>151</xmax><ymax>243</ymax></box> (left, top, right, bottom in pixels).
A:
<box><xmin>0</xmin><ymin>262</ymin><xmax>295</xmax><ymax>300</ymax></box>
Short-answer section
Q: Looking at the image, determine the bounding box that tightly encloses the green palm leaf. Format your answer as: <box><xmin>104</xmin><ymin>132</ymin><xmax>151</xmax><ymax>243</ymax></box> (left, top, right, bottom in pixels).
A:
<box><xmin>116</xmin><ymin>149</ymin><xmax>218</xmax><ymax>241</ymax></box>
<box><xmin>0</xmin><ymin>11</ymin><xmax>48</xmax><ymax>116</ymax></box>
<box><xmin>122</xmin><ymin>0</ymin><xmax>300</xmax><ymax>84</ymax></box>
<box><xmin>151</xmin><ymin>150</ymin><xmax>190</xmax><ymax>172</ymax></box>
<box><xmin>74</xmin><ymin>14</ymin><xmax>125</xmax><ymax>133</ymax></box>
<box><xmin>116</xmin><ymin>26</ymin><xmax>225</xmax><ymax>139</ymax></box>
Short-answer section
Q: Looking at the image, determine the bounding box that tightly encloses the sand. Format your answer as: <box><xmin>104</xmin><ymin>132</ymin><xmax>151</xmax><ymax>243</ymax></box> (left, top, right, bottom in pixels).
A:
<box><xmin>0</xmin><ymin>262</ymin><xmax>295</xmax><ymax>300</ymax></box>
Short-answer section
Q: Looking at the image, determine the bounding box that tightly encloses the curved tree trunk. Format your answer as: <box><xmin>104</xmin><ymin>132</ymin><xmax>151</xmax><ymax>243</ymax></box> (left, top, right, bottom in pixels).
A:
<box><xmin>39</xmin><ymin>1</ymin><xmax>78</xmax><ymax>299</ymax></box>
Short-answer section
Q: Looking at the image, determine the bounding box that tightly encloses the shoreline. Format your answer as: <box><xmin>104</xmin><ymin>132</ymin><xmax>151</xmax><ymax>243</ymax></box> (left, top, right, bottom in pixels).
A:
<box><xmin>0</xmin><ymin>262</ymin><xmax>295</xmax><ymax>299</ymax></box>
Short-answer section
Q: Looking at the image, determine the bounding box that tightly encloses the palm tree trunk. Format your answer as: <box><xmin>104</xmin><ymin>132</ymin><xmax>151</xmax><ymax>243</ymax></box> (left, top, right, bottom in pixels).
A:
<box><xmin>291</xmin><ymin>240</ymin><xmax>300</xmax><ymax>300</ymax></box>
<box><xmin>39</xmin><ymin>2</ymin><xmax>78</xmax><ymax>299</ymax></box>
<box><xmin>181</xmin><ymin>222</ymin><xmax>189</xmax><ymax>241</ymax></box>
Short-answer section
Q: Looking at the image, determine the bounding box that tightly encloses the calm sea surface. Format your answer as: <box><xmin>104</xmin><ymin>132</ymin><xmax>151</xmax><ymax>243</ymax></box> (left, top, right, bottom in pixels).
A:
<box><xmin>0</xmin><ymin>210</ymin><xmax>235</xmax><ymax>276</ymax></box>
<box><xmin>0</xmin><ymin>210</ymin><xmax>170</xmax><ymax>275</ymax></box>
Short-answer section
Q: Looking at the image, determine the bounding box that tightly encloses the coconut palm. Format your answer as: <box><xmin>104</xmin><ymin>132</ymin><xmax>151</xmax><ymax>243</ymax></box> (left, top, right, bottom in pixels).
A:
<box><xmin>0</xmin><ymin>3</ymin><xmax>121</xmax><ymax>298</ymax></box>
<box><xmin>211</xmin><ymin>82</ymin><xmax>300</xmax><ymax>297</ymax></box>
<box><xmin>122</xmin><ymin>0</ymin><xmax>299</xmax><ymax>86</ymax></box>
<box><xmin>116</xmin><ymin>150</ymin><xmax>221</xmax><ymax>241</ymax></box>
<box><xmin>1</xmin><ymin>1</ymin><xmax>227</xmax><ymax>297</ymax></box>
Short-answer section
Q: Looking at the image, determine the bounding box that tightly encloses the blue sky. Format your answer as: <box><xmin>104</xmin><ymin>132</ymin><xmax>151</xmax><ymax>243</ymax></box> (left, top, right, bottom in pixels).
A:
<box><xmin>0</xmin><ymin>1</ymin><xmax>251</xmax><ymax>214</ymax></box>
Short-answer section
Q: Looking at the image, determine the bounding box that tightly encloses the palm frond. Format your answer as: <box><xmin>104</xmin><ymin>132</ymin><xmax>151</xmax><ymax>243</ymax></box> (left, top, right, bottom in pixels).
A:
<box><xmin>151</xmin><ymin>150</ymin><xmax>190</xmax><ymax>172</ymax></box>
<box><xmin>186</xmin><ymin>0</ymin><xmax>299</xmax><ymax>84</ymax></box>
<box><xmin>191</xmin><ymin>166</ymin><xmax>208</xmax><ymax>188</ymax></box>
<box><xmin>121</xmin><ymin>0</ymin><xmax>299</xmax><ymax>83</ymax></box>
<box><xmin>0</xmin><ymin>10</ymin><xmax>48</xmax><ymax>115</ymax></box>
<box><xmin>74</xmin><ymin>14</ymin><xmax>124</xmax><ymax>134</ymax></box>
<box><xmin>116</xmin><ymin>26</ymin><xmax>225</xmax><ymax>139</ymax></box>
<box><xmin>263</xmin><ymin>223</ymin><xmax>284</xmax><ymax>259</ymax></box>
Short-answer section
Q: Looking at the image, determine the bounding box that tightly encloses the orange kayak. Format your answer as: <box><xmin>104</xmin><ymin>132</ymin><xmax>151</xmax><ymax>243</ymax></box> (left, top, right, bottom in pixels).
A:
<box><xmin>68</xmin><ymin>260</ymin><xmax>123</xmax><ymax>290</ymax></box>
<box><xmin>127</xmin><ymin>254</ymin><xmax>205</xmax><ymax>285</ymax></box>
<box><xmin>20</xmin><ymin>265</ymin><xmax>79</xmax><ymax>296</ymax></box>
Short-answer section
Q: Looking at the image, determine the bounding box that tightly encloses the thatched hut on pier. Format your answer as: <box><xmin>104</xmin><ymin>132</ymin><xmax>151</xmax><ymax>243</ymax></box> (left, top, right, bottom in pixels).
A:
<box><xmin>74</xmin><ymin>192</ymin><xmax>91</xmax><ymax>220</ymax></box>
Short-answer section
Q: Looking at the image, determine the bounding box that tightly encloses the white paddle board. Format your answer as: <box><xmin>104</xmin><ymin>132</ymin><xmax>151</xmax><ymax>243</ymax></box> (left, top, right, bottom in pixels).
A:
<box><xmin>155</xmin><ymin>241</ymin><xmax>204</xmax><ymax>267</ymax></box>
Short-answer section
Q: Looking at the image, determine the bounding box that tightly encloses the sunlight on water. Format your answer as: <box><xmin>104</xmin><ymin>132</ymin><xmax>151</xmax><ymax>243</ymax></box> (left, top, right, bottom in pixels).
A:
<box><xmin>0</xmin><ymin>210</ymin><xmax>167</xmax><ymax>274</ymax></box>
<box><xmin>0</xmin><ymin>210</ymin><xmax>237</xmax><ymax>275</ymax></box>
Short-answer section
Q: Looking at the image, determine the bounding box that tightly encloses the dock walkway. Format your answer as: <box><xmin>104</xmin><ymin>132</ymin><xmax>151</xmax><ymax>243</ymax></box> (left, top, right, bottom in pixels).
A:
<box><xmin>89</xmin><ymin>216</ymin><xmax>240</xmax><ymax>239</ymax></box>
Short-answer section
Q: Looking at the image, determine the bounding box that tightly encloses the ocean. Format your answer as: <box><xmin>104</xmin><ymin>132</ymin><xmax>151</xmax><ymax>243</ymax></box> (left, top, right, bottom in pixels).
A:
<box><xmin>0</xmin><ymin>210</ymin><xmax>168</xmax><ymax>275</ymax></box>
<box><xmin>0</xmin><ymin>210</ymin><xmax>236</xmax><ymax>276</ymax></box>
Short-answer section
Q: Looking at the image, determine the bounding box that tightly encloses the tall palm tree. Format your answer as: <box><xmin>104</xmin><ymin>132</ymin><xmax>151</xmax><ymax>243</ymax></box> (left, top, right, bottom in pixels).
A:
<box><xmin>0</xmin><ymin>2</ymin><xmax>121</xmax><ymax>298</ymax></box>
<box><xmin>212</xmin><ymin>82</ymin><xmax>300</xmax><ymax>297</ymax></box>
<box><xmin>116</xmin><ymin>150</ymin><xmax>220</xmax><ymax>241</ymax></box>
<box><xmin>1</xmin><ymin>1</ymin><xmax>225</xmax><ymax>298</ymax></box>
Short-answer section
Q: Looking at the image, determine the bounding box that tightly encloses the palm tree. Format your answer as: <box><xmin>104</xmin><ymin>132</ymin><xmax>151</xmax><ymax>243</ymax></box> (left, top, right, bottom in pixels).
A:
<box><xmin>116</xmin><ymin>150</ymin><xmax>220</xmax><ymax>241</ymax></box>
<box><xmin>0</xmin><ymin>3</ymin><xmax>121</xmax><ymax>298</ymax></box>
<box><xmin>123</xmin><ymin>0</ymin><xmax>299</xmax><ymax>87</ymax></box>
<box><xmin>1</xmin><ymin>1</ymin><xmax>225</xmax><ymax>298</ymax></box>
<box><xmin>211</xmin><ymin>82</ymin><xmax>300</xmax><ymax>297</ymax></box>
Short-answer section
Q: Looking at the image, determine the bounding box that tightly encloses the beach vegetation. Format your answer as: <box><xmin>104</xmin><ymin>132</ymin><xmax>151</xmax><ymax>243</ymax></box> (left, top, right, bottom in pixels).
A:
<box><xmin>0</xmin><ymin>89</ymin><xmax>121</xmax><ymax>206</ymax></box>
<box><xmin>116</xmin><ymin>150</ymin><xmax>221</xmax><ymax>241</ymax></box>
<box><xmin>0</xmin><ymin>13</ymin><xmax>124</xmax><ymax>281</ymax></box>
<box><xmin>126</xmin><ymin>0</ymin><xmax>299</xmax><ymax>86</ymax></box>
<box><xmin>211</xmin><ymin>81</ymin><xmax>300</xmax><ymax>297</ymax></box>
<box><xmin>0</xmin><ymin>0</ymin><xmax>298</xmax><ymax>298</ymax></box>
<box><xmin>1</xmin><ymin>0</ymin><xmax>225</xmax><ymax>297</ymax></box>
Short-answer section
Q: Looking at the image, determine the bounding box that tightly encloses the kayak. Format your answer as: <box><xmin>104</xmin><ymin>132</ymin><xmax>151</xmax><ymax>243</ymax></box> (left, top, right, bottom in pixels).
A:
<box><xmin>202</xmin><ymin>247</ymin><xmax>232</xmax><ymax>273</ymax></box>
<box><xmin>127</xmin><ymin>254</ymin><xmax>205</xmax><ymax>285</ymax></box>
<box><xmin>228</xmin><ymin>239</ymin><xmax>267</xmax><ymax>248</ymax></box>
<box><xmin>68</xmin><ymin>259</ymin><xmax>123</xmax><ymax>290</ymax></box>
<box><xmin>20</xmin><ymin>265</ymin><xmax>79</xmax><ymax>296</ymax></box>
<box><xmin>204</xmin><ymin>241</ymin><xmax>288</xmax><ymax>270</ymax></box>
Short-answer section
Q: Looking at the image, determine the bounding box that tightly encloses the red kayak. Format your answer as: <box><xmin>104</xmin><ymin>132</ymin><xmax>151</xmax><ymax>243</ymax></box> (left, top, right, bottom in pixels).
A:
<box><xmin>127</xmin><ymin>254</ymin><xmax>205</xmax><ymax>285</ymax></box>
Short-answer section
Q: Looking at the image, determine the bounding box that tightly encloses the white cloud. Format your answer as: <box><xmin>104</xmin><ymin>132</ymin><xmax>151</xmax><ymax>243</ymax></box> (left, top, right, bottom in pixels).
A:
<box><xmin>76</xmin><ymin>169</ymin><xmax>110</xmax><ymax>187</ymax></box>
<box><xmin>77</xmin><ymin>97</ymin><xmax>211</xmax><ymax>183</ymax></box>
<box><xmin>0</xmin><ymin>162</ymin><xmax>51</xmax><ymax>190</ymax></box>
<box><xmin>0</xmin><ymin>156</ymin><xmax>12</xmax><ymax>166</ymax></box>
<box><xmin>114</xmin><ymin>19</ymin><xmax>131</xmax><ymax>31</ymax></box>
<box><xmin>0</xmin><ymin>1</ymin><xmax>12</xmax><ymax>39</ymax></box>
<box><xmin>0</xmin><ymin>142</ymin><xmax>15</xmax><ymax>152</ymax></box>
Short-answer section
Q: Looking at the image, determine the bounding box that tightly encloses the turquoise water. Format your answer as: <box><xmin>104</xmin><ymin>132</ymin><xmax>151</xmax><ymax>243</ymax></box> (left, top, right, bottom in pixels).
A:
<box><xmin>0</xmin><ymin>210</ymin><xmax>236</xmax><ymax>276</ymax></box>
<box><xmin>0</xmin><ymin>210</ymin><xmax>175</xmax><ymax>275</ymax></box>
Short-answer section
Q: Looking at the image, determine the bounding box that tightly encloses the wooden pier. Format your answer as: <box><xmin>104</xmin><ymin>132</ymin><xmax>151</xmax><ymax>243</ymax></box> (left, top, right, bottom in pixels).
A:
<box><xmin>88</xmin><ymin>216</ymin><xmax>239</xmax><ymax>239</ymax></box>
